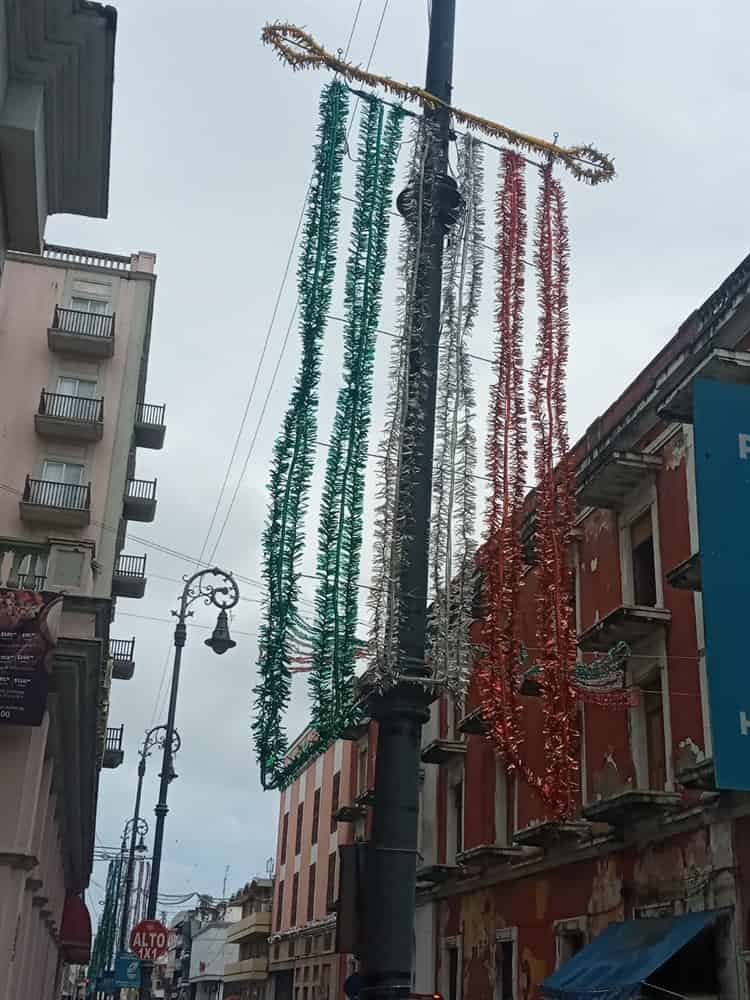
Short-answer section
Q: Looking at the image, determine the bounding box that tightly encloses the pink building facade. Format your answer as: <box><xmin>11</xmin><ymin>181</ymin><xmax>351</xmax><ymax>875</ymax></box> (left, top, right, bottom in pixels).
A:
<box><xmin>270</xmin><ymin>729</ymin><xmax>375</xmax><ymax>1000</ymax></box>
<box><xmin>0</xmin><ymin>244</ymin><xmax>164</xmax><ymax>997</ymax></box>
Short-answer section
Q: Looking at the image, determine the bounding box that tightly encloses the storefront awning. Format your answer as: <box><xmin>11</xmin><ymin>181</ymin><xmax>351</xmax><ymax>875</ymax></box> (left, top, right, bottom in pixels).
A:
<box><xmin>59</xmin><ymin>892</ymin><xmax>92</xmax><ymax>964</ymax></box>
<box><xmin>541</xmin><ymin>911</ymin><xmax>716</xmax><ymax>1000</ymax></box>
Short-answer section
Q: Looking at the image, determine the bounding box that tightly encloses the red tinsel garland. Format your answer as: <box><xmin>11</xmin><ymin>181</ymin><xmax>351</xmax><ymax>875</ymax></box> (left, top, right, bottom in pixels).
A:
<box><xmin>478</xmin><ymin>150</ymin><xmax>528</xmax><ymax>776</ymax></box>
<box><xmin>529</xmin><ymin>165</ymin><xmax>578</xmax><ymax>818</ymax></box>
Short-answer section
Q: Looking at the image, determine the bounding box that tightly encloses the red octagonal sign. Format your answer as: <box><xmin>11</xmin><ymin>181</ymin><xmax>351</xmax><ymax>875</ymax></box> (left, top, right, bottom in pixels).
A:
<box><xmin>130</xmin><ymin>919</ymin><xmax>169</xmax><ymax>961</ymax></box>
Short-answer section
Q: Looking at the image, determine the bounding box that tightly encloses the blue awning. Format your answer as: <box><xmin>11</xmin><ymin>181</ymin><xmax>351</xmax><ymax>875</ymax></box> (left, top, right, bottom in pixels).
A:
<box><xmin>541</xmin><ymin>911</ymin><xmax>716</xmax><ymax>1000</ymax></box>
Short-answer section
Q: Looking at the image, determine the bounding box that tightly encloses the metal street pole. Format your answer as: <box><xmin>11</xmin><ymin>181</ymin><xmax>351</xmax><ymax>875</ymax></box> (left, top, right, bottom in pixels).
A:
<box><xmin>118</xmin><ymin>726</ymin><xmax>181</xmax><ymax>1000</ymax></box>
<box><xmin>363</xmin><ymin>3</ymin><xmax>456</xmax><ymax>1000</ymax></box>
<box><xmin>139</xmin><ymin>567</ymin><xmax>239</xmax><ymax>1000</ymax></box>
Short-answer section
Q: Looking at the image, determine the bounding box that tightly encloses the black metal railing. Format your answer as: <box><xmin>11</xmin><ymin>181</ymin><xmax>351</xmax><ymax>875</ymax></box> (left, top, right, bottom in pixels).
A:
<box><xmin>23</xmin><ymin>476</ymin><xmax>91</xmax><ymax>511</ymax></box>
<box><xmin>135</xmin><ymin>402</ymin><xmax>166</xmax><ymax>426</ymax></box>
<box><xmin>38</xmin><ymin>389</ymin><xmax>104</xmax><ymax>423</ymax></box>
<box><xmin>109</xmin><ymin>637</ymin><xmax>136</xmax><ymax>661</ymax></box>
<box><xmin>106</xmin><ymin>725</ymin><xmax>124</xmax><ymax>752</ymax></box>
<box><xmin>125</xmin><ymin>478</ymin><xmax>157</xmax><ymax>501</ymax></box>
<box><xmin>52</xmin><ymin>305</ymin><xmax>115</xmax><ymax>340</ymax></box>
<box><xmin>14</xmin><ymin>573</ymin><xmax>47</xmax><ymax>590</ymax></box>
<box><xmin>115</xmin><ymin>554</ymin><xmax>147</xmax><ymax>578</ymax></box>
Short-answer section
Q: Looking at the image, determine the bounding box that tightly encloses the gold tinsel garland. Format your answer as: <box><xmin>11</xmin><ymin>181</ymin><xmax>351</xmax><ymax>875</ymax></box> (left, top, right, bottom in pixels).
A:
<box><xmin>262</xmin><ymin>22</ymin><xmax>615</xmax><ymax>186</ymax></box>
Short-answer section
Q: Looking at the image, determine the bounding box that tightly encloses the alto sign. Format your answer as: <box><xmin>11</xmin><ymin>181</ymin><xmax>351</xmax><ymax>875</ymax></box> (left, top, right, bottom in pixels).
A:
<box><xmin>130</xmin><ymin>919</ymin><xmax>170</xmax><ymax>961</ymax></box>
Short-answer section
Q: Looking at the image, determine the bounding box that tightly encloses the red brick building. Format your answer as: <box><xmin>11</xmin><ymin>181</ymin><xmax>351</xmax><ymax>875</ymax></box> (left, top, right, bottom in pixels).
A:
<box><xmin>411</xmin><ymin>253</ymin><xmax>750</xmax><ymax>999</ymax></box>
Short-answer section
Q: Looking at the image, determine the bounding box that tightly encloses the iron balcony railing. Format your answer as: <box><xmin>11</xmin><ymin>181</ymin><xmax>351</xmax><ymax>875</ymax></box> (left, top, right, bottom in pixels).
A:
<box><xmin>109</xmin><ymin>637</ymin><xmax>136</xmax><ymax>661</ymax></box>
<box><xmin>23</xmin><ymin>476</ymin><xmax>91</xmax><ymax>511</ymax></box>
<box><xmin>38</xmin><ymin>389</ymin><xmax>104</xmax><ymax>423</ymax></box>
<box><xmin>135</xmin><ymin>402</ymin><xmax>166</xmax><ymax>426</ymax></box>
<box><xmin>125</xmin><ymin>478</ymin><xmax>157</xmax><ymax>502</ymax></box>
<box><xmin>106</xmin><ymin>725</ymin><xmax>124</xmax><ymax>752</ymax></box>
<box><xmin>52</xmin><ymin>305</ymin><xmax>115</xmax><ymax>340</ymax></box>
<box><xmin>115</xmin><ymin>554</ymin><xmax>147</xmax><ymax>578</ymax></box>
<box><xmin>15</xmin><ymin>573</ymin><xmax>47</xmax><ymax>590</ymax></box>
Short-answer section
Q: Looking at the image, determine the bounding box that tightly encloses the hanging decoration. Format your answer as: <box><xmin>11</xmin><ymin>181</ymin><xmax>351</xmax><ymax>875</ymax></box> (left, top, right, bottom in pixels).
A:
<box><xmin>529</xmin><ymin>164</ymin><xmax>578</xmax><ymax>818</ymax></box>
<box><xmin>262</xmin><ymin>22</ymin><xmax>615</xmax><ymax>185</ymax></box>
<box><xmin>254</xmin><ymin>80</ymin><xmax>348</xmax><ymax>790</ymax></box>
<box><xmin>477</xmin><ymin>150</ymin><xmax>529</xmax><ymax>775</ymax></box>
<box><xmin>369</xmin><ymin>119</ymin><xmax>434</xmax><ymax>684</ymax></box>
<box><xmin>310</xmin><ymin>95</ymin><xmax>404</xmax><ymax>737</ymax></box>
<box><xmin>575</xmin><ymin>641</ymin><xmax>639</xmax><ymax>708</ymax></box>
<box><xmin>429</xmin><ymin>133</ymin><xmax>484</xmax><ymax>699</ymax></box>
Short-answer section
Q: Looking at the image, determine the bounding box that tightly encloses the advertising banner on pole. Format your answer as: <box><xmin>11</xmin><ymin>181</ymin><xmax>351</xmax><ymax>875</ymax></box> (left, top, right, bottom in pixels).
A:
<box><xmin>694</xmin><ymin>377</ymin><xmax>750</xmax><ymax>789</ymax></box>
<box><xmin>0</xmin><ymin>589</ymin><xmax>63</xmax><ymax>726</ymax></box>
<box><xmin>114</xmin><ymin>952</ymin><xmax>141</xmax><ymax>988</ymax></box>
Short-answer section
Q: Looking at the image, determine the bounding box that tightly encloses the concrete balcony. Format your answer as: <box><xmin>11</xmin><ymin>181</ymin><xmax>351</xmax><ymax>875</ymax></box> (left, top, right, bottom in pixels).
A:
<box><xmin>103</xmin><ymin>725</ymin><xmax>124</xmax><ymax>769</ymax></box>
<box><xmin>20</xmin><ymin>476</ymin><xmax>91</xmax><ymax>528</ymax></box>
<box><xmin>226</xmin><ymin>911</ymin><xmax>272</xmax><ymax>945</ymax></box>
<box><xmin>576</xmin><ymin>451</ymin><xmax>662</xmax><ymax>511</ymax></box>
<box><xmin>421</xmin><ymin>739</ymin><xmax>467</xmax><ymax>765</ymax></box>
<box><xmin>110</xmin><ymin>637</ymin><xmax>136</xmax><ymax>680</ymax></box>
<box><xmin>578</xmin><ymin>605</ymin><xmax>672</xmax><ymax>654</ymax></box>
<box><xmin>224</xmin><ymin>957</ymin><xmax>269</xmax><ymax>981</ymax></box>
<box><xmin>582</xmin><ymin>790</ymin><xmax>682</xmax><ymax>827</ymax></box>
<box><xmin>48</xmin><ymin>306</ymin><xmax>115</xmax><ymax>358</ymax></box>
<box><xmin>666</xmin><ymin>552</ymin><xmax>701</xmax><ymax>592</ymax></box>
<box><xmin>123</xmin><ymin>478</ymin><xmax>157</xmax><ymax>522</ymax></box>
<box><xmin>35</xmin><ymin>389</ymin><xmax>104</xmax><ymax>442</ymax></box>
<box><xmin>112</xmin><ymin>554</ymin><xmax>147</xmax><ymax>599</ymax></box>
<box><xmin>134</xmin><ymin>402</ymin><xmax>167</xmax><ymax>450</ymax></box>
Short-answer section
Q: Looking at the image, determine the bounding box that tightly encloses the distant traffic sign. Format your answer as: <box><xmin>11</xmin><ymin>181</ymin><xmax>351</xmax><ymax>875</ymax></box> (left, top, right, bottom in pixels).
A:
<box><xmin>130</xmin><ymin>919</ymin><xmax>169</xmax><ymax>961</ymax></box>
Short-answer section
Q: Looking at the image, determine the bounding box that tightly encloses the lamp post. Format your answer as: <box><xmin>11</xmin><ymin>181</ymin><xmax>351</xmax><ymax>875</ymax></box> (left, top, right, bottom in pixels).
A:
<box><xmin>118</xmin><ymin>725</ymin><xmax>181</xmax><ymax>962</ymax></box>
<box><xmin>140</xmin><ymin>567</ymin><xmax>239</xmax><ymax>1000</ymax></box>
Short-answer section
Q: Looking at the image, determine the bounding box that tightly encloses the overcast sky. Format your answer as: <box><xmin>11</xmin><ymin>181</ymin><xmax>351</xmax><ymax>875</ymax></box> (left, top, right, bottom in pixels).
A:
<box><xmin>47</xmin><ymin>0</ymin><xmax>750</xmax><ymax>922</ymax></box>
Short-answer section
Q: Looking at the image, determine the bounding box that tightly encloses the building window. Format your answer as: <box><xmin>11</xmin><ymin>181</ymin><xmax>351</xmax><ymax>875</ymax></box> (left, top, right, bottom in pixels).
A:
<box><xmin>448</xmin><ymin>947</ymin><xmax>460</xmax><ymax>1000</ymax></box>
<box><xmin>291</xmin><ymin>872</ymin><xmax>299</xmax><ymax>926</ymax></box>
<box><xmin>312</xmin><ymin>789</ymin><xmax>320</xmax><ymax>845</ymax></box>
<box><xmin>289</xmin><ymin>939</ymin><xmax>295</xmax><ymax>958</ymax></box>
<box><xmin>305</xmin><ymin>937</ymin><xmax>312</xmax><ymax>956</ymax></box>
<box><xmin>56</xmin><ymin>376</ymin><xmax>98</xmax><ymax>398</ymax></box>
<box><xmin>70</xmin><ymin>295</ymin><xmax>110</xmax><ymax>314</ymax></box>
<box><xmin>42</xmin><ymin>459</ymin><xmax>84</xmax><ymax>486</ymax></box>
<box><xmin>358</xmin><ymin>746</ymin><xmax>368</xmax><ymax>795</ymax></box>
<box><xmin>494</xmin><ymin>764</ymin><xmax>515</xmax><ymax>847</ymax></box>
<box><xmin>274</xmin><ymin>943</ymin><xmax>280</xmax><ymax>961</ymax></box>
<box><xmin>630</xmin><ymin>509</ymin><xmax>657</xmax><ymax>607</ymax></box>
<box><xmin>276</xmin><ymin>880</ymin><xmax>284</xmax><ymax>931</ymax></box>
<box><xmin>307</xmin><ymin>862</ymin><xmax>316</xmax><ymax>922</ymax></box>
<box><xmin>495</xmin><ymin>936</ymin><xmax>515</xmax><ymax>1000</ymax></box>
<box><xmin>556</xmin><ymin>928</ymin><xmax>585</xmax><ymax>967</ymax></box>
<box><xmin>323</xmin><ymin>933</ymin><xmax>332</xmax><ymax>952</ymax></box>
<box><xmin>326</xmin><ymin>852</ymin><xmax>336</xmax><ymax>910</ymax></box>
<box><xmin>454</xmin><ymin>782</ymin><xmax>464</xmax><ymax>856</ymax></box>
<box><xmin>331</xmin><ymin>772</ymin><xmax>340</xmax><ymax>832</ymax></box>
<box><xmin>295</xmin><ymin>801</ymin><xmax>304</xmax><ymax>855</ymax></box>
<box><xmin>643</xmin><ymin>670</ymin><xmax>667</xmax><ymax>790</ymax></box>
<box><xmin>9</xmin><ymin>550</ymin><xmax>48</xmax><ymax>589</ymax></box>
<box><xmin>281</xmin><ymin>811</ymin><xmax>289</xmax><ymax>865</ymax></box>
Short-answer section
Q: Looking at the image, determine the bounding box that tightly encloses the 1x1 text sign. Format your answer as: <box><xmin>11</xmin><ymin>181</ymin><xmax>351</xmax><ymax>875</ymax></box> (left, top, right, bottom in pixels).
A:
<box><xmin>694</xmin><ymin>377</ymin><xmax>750</xmax><ymax>789</ymax></box>
<box><xmin>130</xmin><ymin>919</ymin><xmax>169</xmax><ymax>961</ymax></box>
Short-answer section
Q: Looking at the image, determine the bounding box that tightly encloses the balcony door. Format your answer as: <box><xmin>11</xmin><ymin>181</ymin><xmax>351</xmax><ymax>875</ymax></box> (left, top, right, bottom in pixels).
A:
<box><xmin>57</xmin><ymin>376</ymin><xmax>97</xmax><ymax>399</ymax></box>
<box><xmin>70</xmin><ymin>296</ymin><xmax>110</xmax><ymax>315</ymax></box>
<box><xmin>38</xmin><ymin>460</ymin><xmax>85</xmax><ymax>508</ymax></box>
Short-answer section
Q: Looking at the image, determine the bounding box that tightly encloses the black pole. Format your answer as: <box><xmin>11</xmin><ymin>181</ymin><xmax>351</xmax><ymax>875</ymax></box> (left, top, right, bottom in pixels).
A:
<box><xmin>139</xmin><ymin>567</ymin><xmax>239</xmax><ymax>1000</ymax></box>
<box><xmin>139</xmin><ymin>621</ymin><xmax>184</xmax><ymax>1000</ymax></box>
<box><xmin>363</xmin><ymin>3</ymin><xmax>456</xmax><ymax>1000</ymax></box>
<box><xmin>118</xmin><ymin>756</ymin><xmax>146</xmax><ymax>956</ymax></box>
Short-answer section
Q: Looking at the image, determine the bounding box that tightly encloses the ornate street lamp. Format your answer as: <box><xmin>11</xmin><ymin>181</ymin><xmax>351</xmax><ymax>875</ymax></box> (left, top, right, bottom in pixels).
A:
<box><xmin>140</xmin><ymin>567</ymin><xmax>239</xmax><ymax>1000</ymax></box>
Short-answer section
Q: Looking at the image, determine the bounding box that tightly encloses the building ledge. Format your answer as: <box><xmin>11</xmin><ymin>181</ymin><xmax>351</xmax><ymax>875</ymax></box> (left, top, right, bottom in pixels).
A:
<box><xmin>578</xmin><ymin>605</ymin><xmax>672</xmax><ymax>653</ymax></box>
<box><xmin>421</xmin><ymin>739</ymin><xmax>467</xmax><ymax>765</ymax></box>
<box><xmin>582</xmin><ymin>790</ymin><xmax>682</xmax><ymax>826</ymax></box>
<box><xmin>658</xmin><ymin>348</ymin><xmax>750</xmax><ymax>423</ymax></box>
<box><xmin>456</xmin><ymin>844</ymin><xmax>528</xmax><ymax>868</ymax></box>
<box><xmin>416</xmin><ymin>864</ymin><xmax>459</xmax><ymax>886</ymax></box>
<box><xmin>676</xmin><ymin>758</ymin><xmax>715</xmax><ymax>790</ymax></box>
<box><xmin>666</xmin><ymin>552</ymin><xmax>701</xmax><ymax>592</ymax></box>
<box><xmin>576</xmin><ymin>451</ymin><xmax>662</xmax><ymax>510</ymax></box>
<box><xmin>513</xmin><ymin>820</ymin><xmax>593</xmax><ymax>850</ymax></box>
<box><xmin>332</xmin><ymin>804</ymin><xmax>367</xmax><ymax>823</ymax></box>
<box><xmin>458</xmin><ymin>708</ymin><xmax>487</xmax><ymax>735</ymax></box>
<box><xmin>340</xmin><ymin>717</ymin><xmax>370</xmax><ymax>741</ymax></box>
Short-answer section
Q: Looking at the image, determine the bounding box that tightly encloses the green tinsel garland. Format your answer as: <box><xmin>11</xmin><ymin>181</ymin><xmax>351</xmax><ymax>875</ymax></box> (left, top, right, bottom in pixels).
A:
<box><xmin>87</xmin><ymin>857</ymin><xmax>122</xmax><ymax>985</ymax></box>
<box><xmin>310</xmin><ymin>95</ymin><xmax>404</xmax><ymax>739</ymax></box>
<box><xmin>254</xmin><ymin>80</ymin><xmax>348</xmax><ymax>789</ymax></box>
